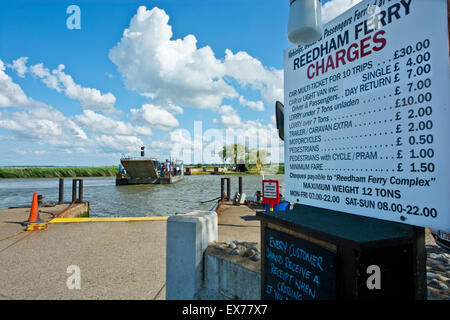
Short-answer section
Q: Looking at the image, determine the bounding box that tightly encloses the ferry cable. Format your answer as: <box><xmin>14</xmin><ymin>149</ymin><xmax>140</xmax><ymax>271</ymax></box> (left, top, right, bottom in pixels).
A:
<box><xmin>200</xmin><ymin>197</ymin><xmax>221</xmax><ymax>203</ymax></box>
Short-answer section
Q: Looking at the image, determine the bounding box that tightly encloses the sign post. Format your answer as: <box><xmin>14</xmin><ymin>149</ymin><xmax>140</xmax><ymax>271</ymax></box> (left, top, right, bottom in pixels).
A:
<box><xmin>262</xmin><ymin>180</ymin><xmax>279</xmax><ymax>211</ymax></box>
<box><xmin>258</xmin><ymin>0</ymin><xmax>450</xmax><ymax>300</ymax></box>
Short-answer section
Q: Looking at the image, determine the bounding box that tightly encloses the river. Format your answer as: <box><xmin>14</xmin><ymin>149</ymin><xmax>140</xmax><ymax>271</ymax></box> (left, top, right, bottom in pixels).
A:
<box><xmin>0</xmin><ymin>174</ymin><xmax>284</xmax><ymax>217</ymax></box>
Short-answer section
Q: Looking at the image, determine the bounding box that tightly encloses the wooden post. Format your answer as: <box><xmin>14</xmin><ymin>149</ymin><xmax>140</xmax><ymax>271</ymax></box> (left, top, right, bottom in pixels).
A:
<box><xmin>220</xmin><ymin>178</ymin><xmax>225</xmax><ymax>200</ymax></box>
<box><xmin>238</xmin><ymin>176</ymin><xmax>243</xmax><ymax>195</ymax></box>
<box><xmin>58</xmin><ymin>178</ymin><xmax>64</xmax><ymax>204</ymax></box>
<box><xmin>72</xmin><ymin>179</ymin><xmax>77</xmax><ymax>203</ymax></box>
<box><xmin>78</xmin><ymin>179</ymin><xmax>83</xmax><ymax>203</ymax></box>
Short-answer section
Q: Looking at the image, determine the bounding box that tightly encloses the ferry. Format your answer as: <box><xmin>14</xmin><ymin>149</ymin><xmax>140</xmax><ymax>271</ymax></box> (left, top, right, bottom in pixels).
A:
<box><xmin>116</xmin><ymin>147</ymin><xmax>184</xmax><ymax>185</ymax></box>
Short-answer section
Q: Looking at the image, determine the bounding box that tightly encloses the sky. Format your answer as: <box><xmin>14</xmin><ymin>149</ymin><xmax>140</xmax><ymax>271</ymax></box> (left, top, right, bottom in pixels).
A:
<box><xmin>0</xmin><ymin>0</ymin><xmax>362</xmax><ymax>166</ymax></box>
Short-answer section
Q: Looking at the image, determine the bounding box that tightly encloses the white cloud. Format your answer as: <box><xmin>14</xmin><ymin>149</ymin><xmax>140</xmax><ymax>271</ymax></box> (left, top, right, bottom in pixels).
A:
<box><xmin>239</xmin><ymin>96</ymin><xmax>265</xmax><ymax>111</ymax></box>
<box><xmin>270</xmin><ymin>114</ymin><xmax>276</xmax><ymax>124</ymax></box>
<box><xmin>75</xmin><ymin>110</ymin><xmax>152</xmax><ymax>136</ymax></box>
<box><xmin>29</xmin><ymin>63</ymin><xmax>61</xmax><ymax>92</ymax></box>
<box><xmin>322</xmin><ymin>0</ymin><xmax>363</xmax><ymax>22</ymax></box>
<box><xmin>131</xmin><ymin>103</ymin><xmax>179</xmax><ymax>131</ymax></box>
<box><xmin>0</xmin><ymin>106</ymin><xmax>148</xmax><ymax>154</ymax></box>
<box><xmin>0</xmin><ymin>59</ymin><xmax>30</xmax><ymax>108</ymax></box>
<box><xmin>224</xmin><ymin>50</ymin><xmax>283</xmax><ymax>106</ymax></box>
<box><xmin>109</xmin><ymin>6</ymin><xmax>283</xmax><ymax>113</ymax></box>
<box><xmin>109</xmin><ymin>6</ymin><xmax>236</xmax><ymax>110</ymax></box>
<box><xmin>213</xmin><ymin>105</ymin><xmax>241</xmax><ymax>127</ymax></box>
<box><xmin>94</xmin><ymin>135</ymin><xmax>143</xmax><ymax>153</ymax></box>
<box><xmin>0</xmin><ymin>67</ymin><xmax>147</xmax><ymax>155</ymax></box>
<box><xmin>150</xmin><ymin>119</ymin><xmax>284</xmax><ymax>164</ymax></box>
<box><xmin>29</xmin><ymin>62</ymin><xmax>117</xmax><ymax>113</ymax></box>
<box><xmin>8</xmin><ymin>57</ymin><xmax>29</xmax><ymax>77</ymax></box>
<box><xmin>0</xmin><ymin>106</ymin><xmax>89</xmax><ymax>147</ymax></box>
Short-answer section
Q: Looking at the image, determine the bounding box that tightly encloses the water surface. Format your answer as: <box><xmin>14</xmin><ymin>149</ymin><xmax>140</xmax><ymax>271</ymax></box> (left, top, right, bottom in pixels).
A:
<box><xmin>0</xmin><ymin>175</ymin><xmax>284</xmax><ymax>217</ymax></box>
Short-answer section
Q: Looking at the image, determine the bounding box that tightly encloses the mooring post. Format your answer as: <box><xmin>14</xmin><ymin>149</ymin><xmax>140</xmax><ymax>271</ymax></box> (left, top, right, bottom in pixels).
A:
<box><xmin>78</xmin><ymin>179</ymin><xmax>83</xmax><ymax>203</ymax></box>
<box><xmin>72</xmin><ymin>179</ymin><xmax>77</xmax><ymax>203</ymax></box>
<box><xmin>238</xmin><ymin>176</ymin><xmax>243</xmax><ymax>195</ymax></box>
<box><xmin>58</xmin><ymin>178</ymin><xmax>64</xmax><ymax>204</ymax></box>
<box><xmin>226</xmin><ymin>178</ymin><xmax>230</xmax><ymax>200</ymax></box>
<box><xmin>220</xmin><ymin>178</ymin><xmax>225</xmax><ymax>200</ymax></box>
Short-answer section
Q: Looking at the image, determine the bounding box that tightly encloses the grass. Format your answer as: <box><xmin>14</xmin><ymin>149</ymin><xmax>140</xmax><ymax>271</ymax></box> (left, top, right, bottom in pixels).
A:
<box><xmin>0</xmin><ymin>163</ymin><xmax>284</xmax><ymax>179</ymax></box>
<box><xmin>0</xmin><ymin>166</ymin><xmax>119</xmax><ymax>179</ymax></box>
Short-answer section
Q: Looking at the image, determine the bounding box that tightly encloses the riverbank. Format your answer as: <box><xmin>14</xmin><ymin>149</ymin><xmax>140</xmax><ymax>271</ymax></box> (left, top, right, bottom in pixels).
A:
<box><xmin>0</xmin><ymin>166</ymin><xmax>119</xmax><ymax>179</ymax></box>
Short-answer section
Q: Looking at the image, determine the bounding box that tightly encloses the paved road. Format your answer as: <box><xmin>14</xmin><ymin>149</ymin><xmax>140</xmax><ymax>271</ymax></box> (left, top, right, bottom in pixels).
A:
<box><xmin>0</xmin><ymin>207</ymin><xmax>167</xmax><ymax>300</ymax></box>
<box><xmin>0</xmin><ymin>201</ymin><xmax>262</xmax><ymax>300</ymax></box>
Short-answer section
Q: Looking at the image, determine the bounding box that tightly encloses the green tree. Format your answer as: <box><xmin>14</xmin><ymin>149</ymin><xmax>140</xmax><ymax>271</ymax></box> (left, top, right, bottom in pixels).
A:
<box><xmin>248</xmin><ymin>148</ymin><xmax>271</xmax><ymax>172</ymax></box>
<box><xmin>219</xmin><ymin>144</ymin><xmax>270</xmax><ymax>172</ymax></box>
<box><xmin>219</xmin><ymin>144</ymin><xmax>249</xmax><ymax>167</ymax></box>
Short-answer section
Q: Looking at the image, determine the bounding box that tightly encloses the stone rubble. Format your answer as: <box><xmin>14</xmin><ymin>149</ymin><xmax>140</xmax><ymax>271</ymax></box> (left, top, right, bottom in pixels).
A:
<box><xmin>426</xmin><ymin>231</ymin><xmax>450</xmax><ymax>300</ymax></box>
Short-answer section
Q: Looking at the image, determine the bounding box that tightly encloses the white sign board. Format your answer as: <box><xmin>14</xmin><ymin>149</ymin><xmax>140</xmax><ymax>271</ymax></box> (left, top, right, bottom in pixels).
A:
<box><xmin>263</xmin><ymin>181</ymin><xmax>278</xmax><ymax>199</ymax></box>
<box><xmin>284</xmin><ymin>0</ymin><xmax>450</xmax><ymax>231</ymax></box>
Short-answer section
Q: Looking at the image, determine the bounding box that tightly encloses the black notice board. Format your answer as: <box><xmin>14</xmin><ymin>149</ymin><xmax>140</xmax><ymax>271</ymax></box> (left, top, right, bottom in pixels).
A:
<box><xmin>263</xmin><ymin>227</ymin><xmax>337</xmax><ymax>300</ymax></box>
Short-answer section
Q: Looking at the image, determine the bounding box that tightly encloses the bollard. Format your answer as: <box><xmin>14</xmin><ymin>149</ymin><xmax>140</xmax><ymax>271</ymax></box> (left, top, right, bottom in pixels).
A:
<box><xmin>78</xmin><ymin>179</ymin><xmax>83</xmax><ymax>203</ymax></box>
<box><xmin>238</xmin><ymin>176</ymin><xmax>243</xmax><ymax>195</ymax></box>
<box><xmin>72</xmin><ymin>179</ymin><xmax>84</xmax><ymax>203</ymax></box>
<box><xmin>72</xmin><ymin>180</ymin><xmax>77</xmax><ymax>203</ymax></box>
<box><xmin>58</xmin><ymin>178</ymin><xmax>64</xmax><ymax>204</ymax></box>
<box><xmin>256</xmin><ymin>190</ymin><xmax>262</xmax><ymax>203</ymax></box>
<box><xmin>226</xmin><ymin>178</ymin><xmax>230</xmax><ymax>200</ymax></box>
<box><xmin>221</xmin><ymin>178</ymin><xmax>225</xmax><ymax>200</ymax></box>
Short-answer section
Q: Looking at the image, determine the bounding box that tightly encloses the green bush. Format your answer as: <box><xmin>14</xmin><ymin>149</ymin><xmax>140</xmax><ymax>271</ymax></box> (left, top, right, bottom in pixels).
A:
<box><xmin>0</xmin><ymin>166</ymin><xmax>119</xmax><ymax>179</ymax></box>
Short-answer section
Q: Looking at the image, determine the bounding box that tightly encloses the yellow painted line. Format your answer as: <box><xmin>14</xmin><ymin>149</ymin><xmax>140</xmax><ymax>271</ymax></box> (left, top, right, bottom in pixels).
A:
<box><xmin>49</xmin><ymin>216</ymin><xmax>169</xmax><ymax>223</ymax></box>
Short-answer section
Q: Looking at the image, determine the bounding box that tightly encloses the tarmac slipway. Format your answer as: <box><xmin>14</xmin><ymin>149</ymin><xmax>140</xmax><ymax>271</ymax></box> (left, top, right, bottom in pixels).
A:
<box><xmin>0</xmin><ymin>202</ymin><xmax>260</xmax><ymax>300</ymax></box>
<box><xmin>0</xmin><ymin>206</ymin><xmax>168</xmax><ymax>300</ymax></box>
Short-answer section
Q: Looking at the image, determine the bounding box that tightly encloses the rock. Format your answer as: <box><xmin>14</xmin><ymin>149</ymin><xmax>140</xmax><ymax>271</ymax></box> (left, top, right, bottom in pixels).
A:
<box><xmin>427</xmin><ymin>258</ymin><xmax>438</xmax><ymax>266</ymax></box>
<box><xmin>436</xmin><ymin>256</ymin><xmax>450</xmax><ymax>265</ymax></box>
<box><xmin>427</xmin><ymin>287</ymin><xmax>441</xmax><ymax>300</ymax></box>
<box><xmin>250</xmin><ymin>253</ymin><xmax>261</xmax><ymax>261</ymax></box>
<box><xmin>429</xmin><ymin>253</ymin><xmax>441</xmax><ymax>260</ymax></box>
<box><xmin>228</xmin><ymin>242</ymin><xmax>236</xmax><ymax>249</ymax></box>
<box><xmin>243</xmin><ymin>249</ymin><xmax>256</xmax><ymax>258</ymax></box>
<box><xmin>433</xmin><ymin>274</ymin><xmax>449</xmax><ymax>283</ymax></box>
<box><xmin>427</xmin><ymin>272</ymin><xmax>437</xmax><ymax>280</ymax></box>
<box><xmin>231</xmin><ymin>248</ymin><xmax>240</xmax><ymax>256</ymax></box>
<box><xmin>215</xmin><ymin>244</ymin><xmax>225</xmax><ymax>250</ymax></box>
<box><xmin>429</xmin><ymin>279</ymin><xmax>449</xmax><ymax>291</ymax></box>
<box><xmin>431</xmin><ymin>264</ymin><xmax>448</xmax><ymax>272</ymax></box>
<box><xmin>433</xmin><ymin>280</ymin><xmax>448</xmax><ymax>291</ymax></box>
